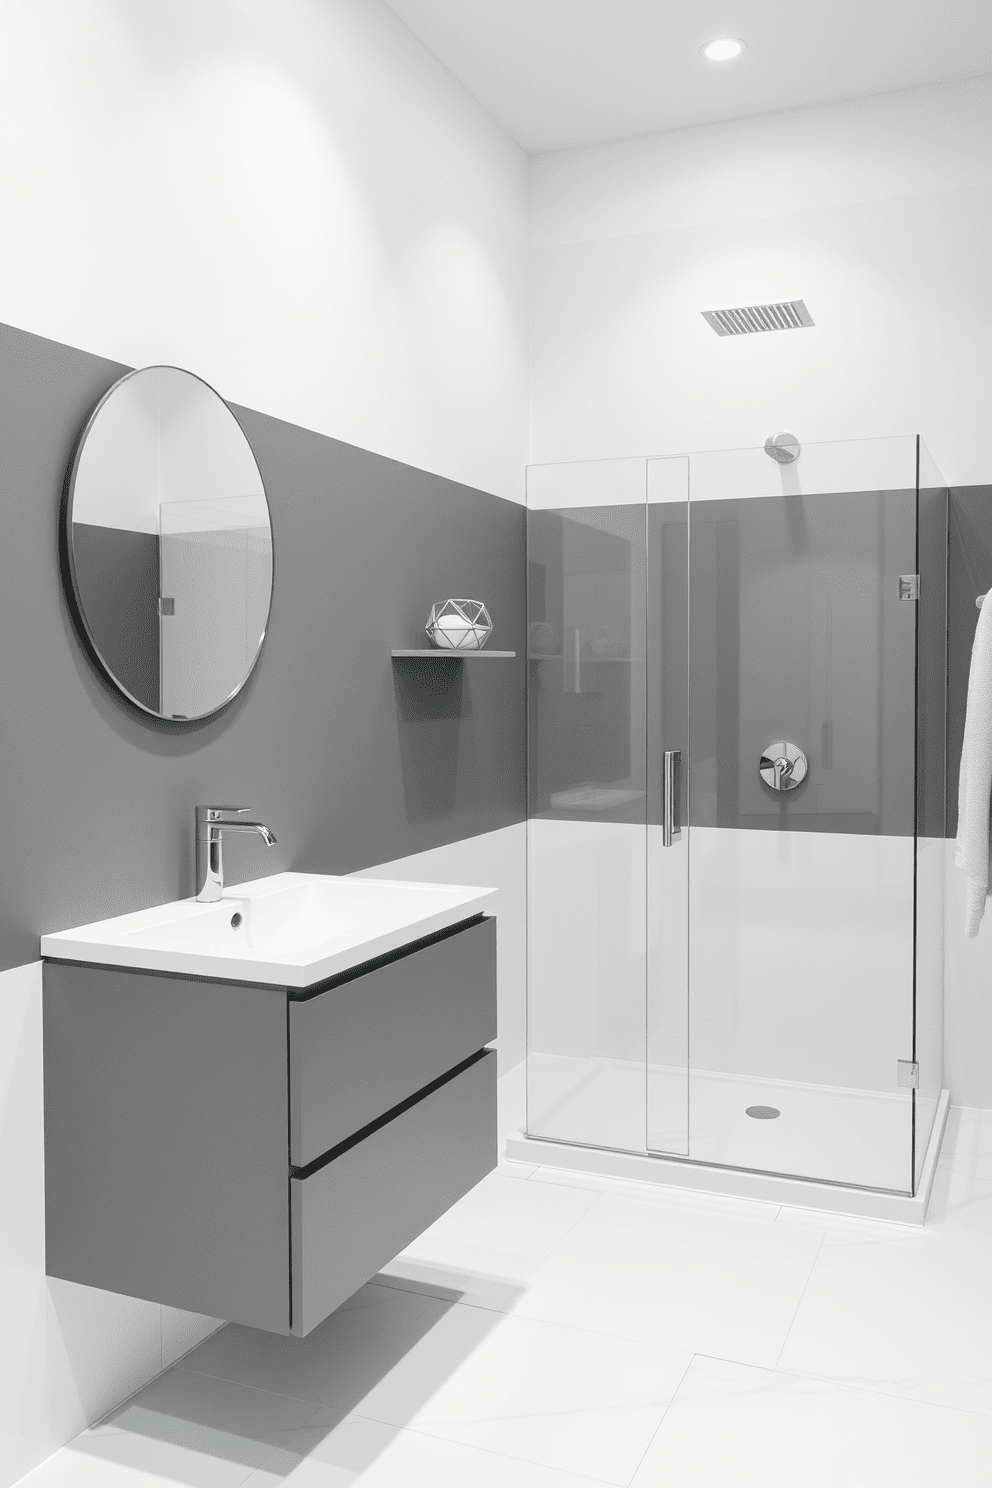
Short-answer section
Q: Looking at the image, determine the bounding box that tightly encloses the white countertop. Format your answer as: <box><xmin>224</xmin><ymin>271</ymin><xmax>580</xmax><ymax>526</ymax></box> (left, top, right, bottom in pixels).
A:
<box><xmin>41</xmin><ymin>871</ymin><xmax>497</xmax><ymax>989</ymax></box>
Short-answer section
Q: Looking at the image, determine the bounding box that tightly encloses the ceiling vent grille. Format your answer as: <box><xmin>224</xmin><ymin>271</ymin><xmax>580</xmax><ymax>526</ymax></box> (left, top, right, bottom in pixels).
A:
<box><xmin>702</xmin><ymin>299</ymin><xmax>814</xmax><ymax>336</ymax></box>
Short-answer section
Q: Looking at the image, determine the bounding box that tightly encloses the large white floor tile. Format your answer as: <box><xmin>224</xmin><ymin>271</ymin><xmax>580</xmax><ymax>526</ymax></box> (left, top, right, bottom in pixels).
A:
<box><xmin>508</xmin><ymin>1192</ymin><xmax>823</xmax><ymax>1366</ymax></box>
<box><xmin>630</xmin><ymin>1356</ymin><xmax>992</xmax><ymax>1488</ymax></box>
<box><xmin>177</xmin><ymin>1284</ymin><xmax>469</xmax><ymax>1414</ymax></box>
<box><xmin>344</xmin><ymin>1306</ymin><xmax>691</xmax><ymax>1485</ymax></box>
<box><xmin>243</xmin><ymin>1413</ymin><xmax>609</xmax><ymax>1487</ymax></box>
<box><xmin>777</xmin><ymin>1238</ymin><xmax>992</xmax><ymax>1415</ymax></box>
<box><xmin>376</xmin><ymin>1170</ymin><xmax>598</xmax><ymax>1310</ymax></box>
<box><xmin>181</xmin><ymin>1276</ymin><xmax>682</xmax><ymax>1483</ymax></box>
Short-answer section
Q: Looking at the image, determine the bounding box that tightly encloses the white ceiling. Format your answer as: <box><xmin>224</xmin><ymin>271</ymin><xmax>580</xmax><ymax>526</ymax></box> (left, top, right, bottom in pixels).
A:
<box><xmin>383</xmin><ymin>0</ymin><xmax>992</xmax><ymax>152</ymax></box>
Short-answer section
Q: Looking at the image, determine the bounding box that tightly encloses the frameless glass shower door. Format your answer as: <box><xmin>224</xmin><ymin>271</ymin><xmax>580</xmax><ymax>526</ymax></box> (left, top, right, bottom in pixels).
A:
<box><xmin>527</xmin><ymin>437</ymin><xmax>946</xmax><ymax>1198</ymax></box>
<box><xmin>673</xmin><ymin>438</ymin><xmax>926</xmax><ymax>1193</ymax></box>
<box><xmin>526</xmin><ymin>459</ymin><xmax>654</xmax><ymax>1154</ymax></box>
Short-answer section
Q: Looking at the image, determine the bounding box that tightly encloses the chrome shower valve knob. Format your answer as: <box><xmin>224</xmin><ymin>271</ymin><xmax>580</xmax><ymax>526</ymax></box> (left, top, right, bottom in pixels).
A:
<box><xmin>758</xmin><ymin>741</ymin><xmax>808</xmax><ymax>791</ymax></box>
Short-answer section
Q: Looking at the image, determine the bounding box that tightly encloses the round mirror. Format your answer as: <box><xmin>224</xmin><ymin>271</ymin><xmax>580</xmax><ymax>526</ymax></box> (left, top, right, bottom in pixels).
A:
<box><xmin>65</xmin><ymin>366</ymin><xmax>273</xmax><ymax>721</ymax></box>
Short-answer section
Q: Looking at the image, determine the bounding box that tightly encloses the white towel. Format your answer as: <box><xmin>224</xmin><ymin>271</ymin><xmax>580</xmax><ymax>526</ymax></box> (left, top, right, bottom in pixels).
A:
<box><xmin>956</xmin><ymin>589</ymin><xmax>992</xmax><ymax>935</ymax></box>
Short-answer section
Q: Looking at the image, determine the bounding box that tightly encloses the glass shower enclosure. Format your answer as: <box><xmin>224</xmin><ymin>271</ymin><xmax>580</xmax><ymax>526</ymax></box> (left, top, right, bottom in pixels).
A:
<box><xmin>525</xmin><ymin>437</ymin><xmax>947</xmax><ymax>1197</ymax></box>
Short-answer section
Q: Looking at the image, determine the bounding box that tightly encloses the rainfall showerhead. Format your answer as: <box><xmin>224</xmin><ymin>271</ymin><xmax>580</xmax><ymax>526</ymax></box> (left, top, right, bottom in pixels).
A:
<box><xmin>764</xmin><ymin>432</ymin><xmax>801</xmax><ymax>464</ymax></box>
<box><xmin>702</xmin><ymin>299</ymin><xmax>814</xmax><ymax>336</ymax></box>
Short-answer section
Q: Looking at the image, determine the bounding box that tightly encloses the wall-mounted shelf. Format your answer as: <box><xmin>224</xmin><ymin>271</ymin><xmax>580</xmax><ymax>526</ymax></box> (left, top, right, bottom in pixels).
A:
<box><xmin>391</xmin><ymin>649</ymin><xmax>516</xmax><ymax>659</ymax></box>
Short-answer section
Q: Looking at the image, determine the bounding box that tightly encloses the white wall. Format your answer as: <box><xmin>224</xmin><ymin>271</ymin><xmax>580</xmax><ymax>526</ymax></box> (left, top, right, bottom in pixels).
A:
<box><xmin>0</xmin><ymin>0</ymin><xmax>528</xmax><ymax>505</ymax></box>
<box><xmin>0</xmin><ymin>3</ymin><xmax>528</xmax><ymax>1483</ymax></box>
<box><xmin>529</xmin><ymin>75</ymin><xmax>992</xmax><ymax>488</ymax></box>
<box><xmin>528</xmin><ymin>74</ymin><xmax>992</xmax><ymax>1110</ymax></box>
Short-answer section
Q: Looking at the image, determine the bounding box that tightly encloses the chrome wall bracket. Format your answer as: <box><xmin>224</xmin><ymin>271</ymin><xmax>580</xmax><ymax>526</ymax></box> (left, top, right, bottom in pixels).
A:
<box><xmin>897</xmin><ymin>1060</ymin><xmax>920</xmax><ymax>1090</ymax></box>
<box><xmin>898</xmin><ymin>574</ymin><xmax>920</xmax><ymax>601</ymax></box>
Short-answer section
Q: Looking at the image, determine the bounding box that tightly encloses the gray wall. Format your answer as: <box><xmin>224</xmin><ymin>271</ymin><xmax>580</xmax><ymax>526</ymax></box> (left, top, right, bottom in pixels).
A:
<box><xmin>528</xmin><ymin>489</ymin><xmax>937</xmax><ymax>837</ymax></box>
<box><xmin>0</xmin><ymin>323</ymin><xmax>525</xmax><ymax>973</ymax></box>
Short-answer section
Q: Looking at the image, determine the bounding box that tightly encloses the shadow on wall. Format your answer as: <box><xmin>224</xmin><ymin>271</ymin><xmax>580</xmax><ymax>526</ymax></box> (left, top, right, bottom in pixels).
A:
<box><xmin>391</xmin><ymin>660</ymin><xmax>476</xmax><ymax>820</ymax></box>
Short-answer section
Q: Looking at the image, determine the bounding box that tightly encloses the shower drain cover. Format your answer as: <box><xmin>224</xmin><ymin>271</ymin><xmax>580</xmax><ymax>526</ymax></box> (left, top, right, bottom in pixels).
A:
<box><xmin>746</xmin><ymin>1105</ymin><xmax>781</xmax><ymax>1120</ymax></box>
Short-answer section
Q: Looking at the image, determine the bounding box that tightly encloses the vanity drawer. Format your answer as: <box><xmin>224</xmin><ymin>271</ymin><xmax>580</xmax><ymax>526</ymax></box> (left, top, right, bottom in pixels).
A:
<box><xmin>290</xmin><ymin>1048</ymin><xmax>495</xmax><ymax>1335</ymax></box>
<box><xmin>289</xmin><ymin>915</ymin><xmax>496</xmax><ymax>1167</ymax></box>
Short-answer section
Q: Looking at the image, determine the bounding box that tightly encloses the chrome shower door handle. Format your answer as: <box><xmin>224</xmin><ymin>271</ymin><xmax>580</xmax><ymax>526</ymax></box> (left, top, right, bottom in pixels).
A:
<box><xmin>663</xmin><ymin>749</ymin><xmax>682</xmax><ymax>847</ymax></box>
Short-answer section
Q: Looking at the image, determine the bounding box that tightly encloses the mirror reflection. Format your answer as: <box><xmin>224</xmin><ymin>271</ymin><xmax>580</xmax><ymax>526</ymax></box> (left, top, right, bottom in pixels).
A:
<box><xmin>66</xmin><ymin>366</ymin><xmax>273</xmax><ymax>720</ymax></box>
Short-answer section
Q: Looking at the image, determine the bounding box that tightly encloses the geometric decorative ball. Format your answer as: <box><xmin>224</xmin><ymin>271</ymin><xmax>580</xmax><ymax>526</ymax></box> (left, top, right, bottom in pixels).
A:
<box><xmin>426</xmin><ymin>598</ymin><xmax>493</xmax><ymax>651</ymax></box>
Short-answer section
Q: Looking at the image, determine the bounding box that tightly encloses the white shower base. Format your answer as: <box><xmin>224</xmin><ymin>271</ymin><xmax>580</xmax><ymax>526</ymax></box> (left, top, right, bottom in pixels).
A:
<box><xmin>511</xmin><ymin>1053</ymin><xmax>949</xmax><ymax>1224</ymax></box>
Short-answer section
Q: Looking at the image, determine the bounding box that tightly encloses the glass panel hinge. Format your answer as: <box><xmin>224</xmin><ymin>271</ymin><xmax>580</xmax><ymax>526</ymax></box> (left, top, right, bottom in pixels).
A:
<box><xmin>898</xmin><ymin>574</ymin><xmax>920</xmax><ymax>601</ymax></box>
<box><xmin>897</xmin><ymin>1060</ymin><xmax>919</xmax><ymax>1089</ymax></box>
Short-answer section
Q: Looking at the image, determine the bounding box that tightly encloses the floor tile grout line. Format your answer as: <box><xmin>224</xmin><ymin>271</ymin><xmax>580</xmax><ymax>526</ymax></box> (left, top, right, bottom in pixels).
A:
<box><xmin>168</xmin><ymin>1359</ymin><xmax>332</xmax><ymax>1412</ymax></box>
<box><xmin>372</xmin><ymin>1273</ymin><xmax>510</xmax><ymax>1315</ymax></box>
<box><xmin>621</xmin><ymin>1350</ymin><xmax>698</xmax><ymax>1487</ymax></box>
<box><xmin>447</xmin><ymin>1297</ymin><xmax>702</xmax><ymax>1357</ymax></box>
<box><xmin>686</xmin><ymin>1350</ymin><xmax>992</xmax><ymax>1421</ymax></box>
<box><xmin>489</xmin><ymin>1187</ymin><xmax>610</xmax><ymax>1312</ymax></box>
<box><xmin>371</xmin><ymin>1275</ymin><xmax>700</xmax><ymax>1362</ymax></box>
<box><xmin>770</xmin><ymin>1364</ymin><xmax>992</xmax><ymax>1423</ymax></box>
<box><xmin>227</xmin><ymin>1460</ymin><xmax>262</xmax><ymax>1488</ymax></box>
<box><xmin>336</xmin><ymin>1411</ymin><xmax>622</xmax><ymax>1486</ymax></box>
<box><xmin>771</xmin><ymin>1227</ymin><xmax>827</xmax><ymax>1372</ymax></box>
<box><xmin>174</xmin><ymin>1304</ymin><xmax>697</xmax><ymax>1421</ymax></box>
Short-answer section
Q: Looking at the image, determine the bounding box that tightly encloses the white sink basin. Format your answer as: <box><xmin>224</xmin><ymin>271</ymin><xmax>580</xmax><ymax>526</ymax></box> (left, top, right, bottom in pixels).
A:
<box><xmin>41</xmin><ymin>872</ymin><xmax>497</xmax><ymax>988</ymax></box>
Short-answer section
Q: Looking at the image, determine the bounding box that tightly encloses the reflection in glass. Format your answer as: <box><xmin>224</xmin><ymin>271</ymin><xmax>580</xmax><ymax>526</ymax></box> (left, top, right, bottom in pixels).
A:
<box><xmin>66</xmin><ymin>366</ymin><xmax>273</xmax><ymax>721</ymax></box>
<box><xmin>159</xmin><ymin>497</ymin><xmax>273</xmax><ymax>720</ymax></box>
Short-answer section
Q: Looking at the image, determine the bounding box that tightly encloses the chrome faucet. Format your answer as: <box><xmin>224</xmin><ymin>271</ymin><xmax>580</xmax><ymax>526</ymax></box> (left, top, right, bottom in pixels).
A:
<box><xmin>195</xmin><ymin>805</ymin><xmax>276</xmax><ymax>903</ymax></box>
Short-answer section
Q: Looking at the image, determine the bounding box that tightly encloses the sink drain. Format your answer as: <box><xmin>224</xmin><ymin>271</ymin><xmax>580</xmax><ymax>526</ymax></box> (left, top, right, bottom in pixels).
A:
<box><xmin>746</xmin><ymin>1105</ymin><xmax>780</xmax><ymax>1120</ymax></box>
<box><xmin>230</xmin><ymin>912</ymin><xmax>243</xmax><ymax>929</ymax></box>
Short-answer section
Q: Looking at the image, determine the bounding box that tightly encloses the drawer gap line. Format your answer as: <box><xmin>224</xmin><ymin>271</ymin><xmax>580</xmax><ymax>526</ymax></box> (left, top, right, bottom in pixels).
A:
<box><xmin>290</xmin><ymin>914</ymin><xmax>486</xmax><ymax>1001</ymax></box>
<box><xmin>290</xmin><ymin>1048</ymin><xmax>489</xmax><ymax>1181</ymax></box>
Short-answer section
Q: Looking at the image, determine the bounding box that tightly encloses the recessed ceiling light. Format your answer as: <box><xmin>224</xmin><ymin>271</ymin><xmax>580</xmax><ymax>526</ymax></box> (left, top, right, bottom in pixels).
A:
<box><xmin>701</xmin><ymin>37</ymin><xmax>746</xmax><ymax>62</ymax></box>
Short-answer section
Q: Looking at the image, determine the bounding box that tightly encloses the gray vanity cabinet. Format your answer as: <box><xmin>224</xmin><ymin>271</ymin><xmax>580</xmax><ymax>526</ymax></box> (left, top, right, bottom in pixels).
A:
<box><xmin>290</xmin><ymin>917</ymin><xmax>496</xmax><ymax>1164</ymax></box>
<box><xmin>43</xmin><ymin>915</ymin><xmax>496</xmax><ymax>1337</ymax></box>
